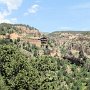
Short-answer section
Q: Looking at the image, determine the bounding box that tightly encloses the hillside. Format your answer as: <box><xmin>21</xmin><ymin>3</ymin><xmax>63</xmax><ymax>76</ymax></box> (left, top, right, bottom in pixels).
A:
<box><xmin>0</xmin><ymin>23</ymin><xmax>90</xmax><ymax>90</ymax></box>
<box><xmin>48</xmin><ymin>31</ymin><xmax>90</xmax><ymax>56</ymax></box>
<box><xmin>0</xmin><ymin>23</ymin><xmax>90</xmax><ymax>61</ymax></box>
<box><xmin>0</xmin><ymin>23</ymin><xmax>41</xmax><ymax>37</ymax></box>
<box><xmin>0</xmin><ymin>44</ymin><xmax>90</xmax><ymax>90</ymax></box>
<box><xmin>0</xmin><ymin>23</ymin><xmax>42</xmax><ymax>47</ymax></box>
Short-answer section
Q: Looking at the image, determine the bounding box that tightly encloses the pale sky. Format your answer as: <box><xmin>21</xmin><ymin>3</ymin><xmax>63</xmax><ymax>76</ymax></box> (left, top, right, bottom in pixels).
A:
<box><xmin>0</xmin><ymin>0</ymin><xmax>90</xmax><ymax>32</ymax></box>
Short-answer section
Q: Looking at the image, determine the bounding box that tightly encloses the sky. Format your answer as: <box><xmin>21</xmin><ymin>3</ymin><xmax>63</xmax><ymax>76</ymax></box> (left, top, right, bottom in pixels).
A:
<box><xmin>0</xmin><ymin>0</ymin><xmax>90</xmax><ymax>32</ymax></box>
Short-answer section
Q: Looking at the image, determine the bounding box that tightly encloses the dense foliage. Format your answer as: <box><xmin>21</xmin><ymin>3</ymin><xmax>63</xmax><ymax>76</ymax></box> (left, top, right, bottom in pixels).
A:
<box><xmin>0</xmin><ymin>23</ymin><xmax>14</xmax><ymax>35</ymax></box>
<box><xmin>0</xmin><ymin>23</ymin><xmax>38</xmax><ymax>35</ymax></box>
<box><xmin>0</xmin><ymin>45</ymin><xmax>90</xmax><ymax>90</ymax></box>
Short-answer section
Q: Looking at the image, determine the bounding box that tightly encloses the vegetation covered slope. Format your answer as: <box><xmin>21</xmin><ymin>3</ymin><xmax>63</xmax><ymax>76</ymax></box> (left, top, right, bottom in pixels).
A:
<box><xmin>0</xmin><ymin>24</ymin><xmax>90</xmax><ymax>90</ymax></box>
<box><xmin>0</xmin><ymin>23</ymin><xmax>39</xmax><ymax>35</ymax></box>
<box><xmin>0</xmin><ymin>44</ymin><xmax>90</xmax><ymax>90</ymax></box>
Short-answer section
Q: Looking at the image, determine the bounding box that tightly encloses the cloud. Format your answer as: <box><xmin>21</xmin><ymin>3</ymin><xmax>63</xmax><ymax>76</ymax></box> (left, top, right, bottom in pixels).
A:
<box><xmin>24</xmin><ymin>4</ymin><xmax>40</xmax><ymax>16</ymax></box>
<box><xmin>72</xmin><ymin>2</ymin><xmax>90</xmax><ymax>9</ymax></box>
<box><xmin>0</xmin><ymin>0</ymin><xmax>23</xmax><ymax>23</ymax></box>
<box><xmin>0</xmin><ymin>0</ymin><xmax>23</xmax><ymax>12</ymax></box>
<box><xmin>0</xmin><ymin>10</ymin><xmax>11</xmax><ymax>23</ymax></box>
<box><xmin>29</xmin><ymin>4</ymin><xmax>39</xmax><ymax>13</ymax></box>
<box><xmin>11</xmin><ymin>18</ymin><xmax>17</xmax><ymax>23</ymax></box>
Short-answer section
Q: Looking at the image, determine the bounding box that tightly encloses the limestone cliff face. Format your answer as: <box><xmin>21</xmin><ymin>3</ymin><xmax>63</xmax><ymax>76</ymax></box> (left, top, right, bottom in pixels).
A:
<box><xmin>0</xmin><ymin>23</ymin><xmax>41</xmax><ymax>39</ymax></box>
<box><xmin>15</xmin><ymin>26</ymin><xmax>41</xmax><ymax>37</ymax></box>
<box><xmin>0</xmin><ymin>23</ymin><xmax>42</xmax><ymax>47</ymax></box>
